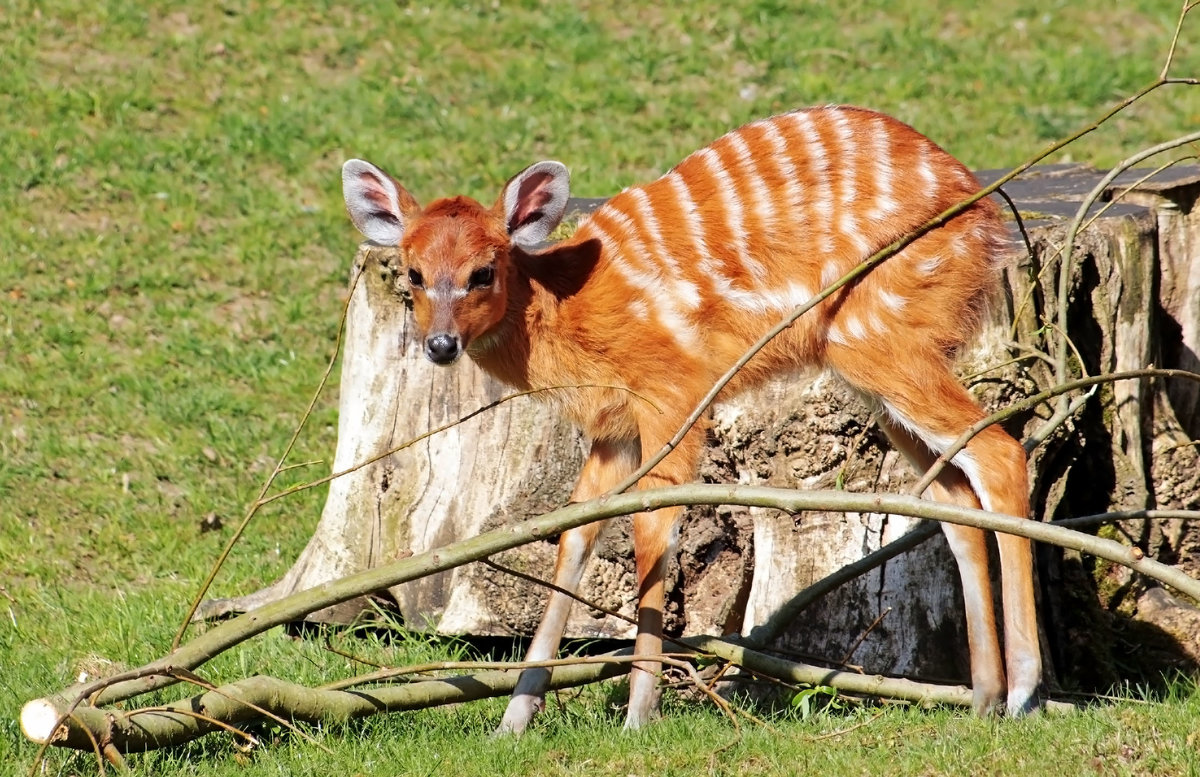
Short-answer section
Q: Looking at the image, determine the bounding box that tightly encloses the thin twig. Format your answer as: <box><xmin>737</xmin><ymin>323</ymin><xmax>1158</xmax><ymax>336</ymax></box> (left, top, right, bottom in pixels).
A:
<box><xmin>480</xmin><ymin>558</ymin><xmax>637</xmax><ymax>626</ymax></box>
<box><xmin>1161</xmin><ymin>0</ymin><xmax>1200</xmax><ymax>80</ymax></box>
<box><xmin>175</xmin><ymin>265</ymin><xmax>365</xmax><ymax>648</ymax></box>
<box><xmin>995</xmin><ymin>185</ymin><xmax>1036</xmax><ymax>266</ymax></box>
<box><xmin>838</xmin><ymin>607</ymin><xmax>892</xmax><ymax>668</ymax></box>
<box><xmin>125</xmin><ymin>706</ymin><xmax>261</xmax><ymax>746</ymax></box>
<box><xmin>1045</xmin><ymin>128</ymin><xmax>1200</xmax><ymax>438</ymax></box>
<box><xmin>71</xmin><ymin>710</ymin><xmax>107</xmax><ymax>774</ymax></box>
<box><xmin>276</xmin><ymin>459</ymin><xmax>325</xmax><ymax>474</ymax></box>
<box><xmin>805</xmin><ymin>710</ymin><xmax>887</xmax><ymax>741</ymax></box>
<box><xmin>912</xmin><ymin>367</ymin><xmax>1200</xmax><ymax>500</ymax></box>
<box><xmin>1052</xmin><ymin>509</ymin><xmax>1200</xmax><ymax>530</ymax></box>
<box><xmin>253</xmin><ymin>382</ymin><xmax>656</xmax><ymax>511</ymax></box>
<box><xmin>321</xmin><ymin>652</ymin><xmax>694</xmax><ymax>690</ymax></box>
<box><xmin>1079</xmin><ymin>156</ymin><xmax>1198</xmax><ymax>237</ymax></box>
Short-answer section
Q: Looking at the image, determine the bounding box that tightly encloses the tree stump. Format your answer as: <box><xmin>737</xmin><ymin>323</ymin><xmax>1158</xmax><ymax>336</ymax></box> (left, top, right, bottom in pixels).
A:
<box><xmin>206</xmin><ymin>165</ymin><xmax>1200</xmax><ymax>692</ymax></box>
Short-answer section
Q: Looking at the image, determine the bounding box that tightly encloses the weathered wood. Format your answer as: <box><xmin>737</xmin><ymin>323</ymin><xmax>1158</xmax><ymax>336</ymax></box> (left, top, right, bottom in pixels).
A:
<box><xmin>210</xmin><ymin>164</ymin><xmax>1200</xmax><ymax>691</ymax></box>
<box><xmin>986</xmin><ymin>164</ymin><xmax>1200</xmax><ymax>688</ymax></box>
<box><xmin>200</xmin><ymin>250</ymin><xmax>587</xmax><ymax>631</ymax></box>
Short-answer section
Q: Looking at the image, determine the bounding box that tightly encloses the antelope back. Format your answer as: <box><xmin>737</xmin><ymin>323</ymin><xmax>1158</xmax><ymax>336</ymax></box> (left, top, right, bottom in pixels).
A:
<box><xmin>560</xmin><ymin>105</ymin><xmax>1005</xmax><ymax>385</ymax></box>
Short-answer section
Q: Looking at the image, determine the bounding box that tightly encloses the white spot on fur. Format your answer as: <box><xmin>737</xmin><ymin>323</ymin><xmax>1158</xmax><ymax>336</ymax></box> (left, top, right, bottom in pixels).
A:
<box><xmin>820</xmin><ymin>260</ymin><xmax>842</xmax><ymax>289</ymax></box>
<box><xmin>917</xmin><ymin>254</ymin><xmax>944</xmax><ymax>275</ymax></box>
<box><xmin>878</xmin><ymin>288</ymin><xmax>907</xmax><ymax>312</ymax></box>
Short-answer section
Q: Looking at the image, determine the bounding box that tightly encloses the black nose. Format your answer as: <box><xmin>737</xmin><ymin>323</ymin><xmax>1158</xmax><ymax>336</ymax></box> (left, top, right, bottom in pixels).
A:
<box><xmin>425</xmin><ymin>334</ymin><xmax>460</xmax><ymax>364</ymax></box>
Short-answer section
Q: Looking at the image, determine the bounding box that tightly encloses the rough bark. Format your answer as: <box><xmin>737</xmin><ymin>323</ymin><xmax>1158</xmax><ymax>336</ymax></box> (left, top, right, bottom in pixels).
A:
<box><xmin>206</xmin><ymin>166</ymin><xmax>1200</xmax><ymax>693</ymax></box>
<box><xmin>993</xmin><ymin>165</ymin><xmax>1200</xmax><ymax>689</ymax></box>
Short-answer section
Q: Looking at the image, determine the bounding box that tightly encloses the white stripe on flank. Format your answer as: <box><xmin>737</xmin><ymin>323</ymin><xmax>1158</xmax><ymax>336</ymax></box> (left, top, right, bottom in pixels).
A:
<box><xmin>668</xmin><ymin>168</ymin><xmax>783</xmax><ymax>310</ymax></box>
<box><xmin>727</xmin><ymin>131</ymin><xmax>777</xmax><ymax>266</ymax></box>
<box><xmin>916</xmin><ymin>143</ymin><xmax>939</xmax><ymax>196</ymax></box>
<box><xmin>787</xmin><ymin>111</ymin><xmax>835</xmax><ymax>255</ymax></box>
<box><xmin>760</xmin><ymin>118</ymin><xmax>805</xmax><ymax>217</ymax></box>
<box><xmin>717</xmin><ymin>279</ymin><xmax>816</xmax><ymax>316</ymax></box>
<box><xmin>666</xmin><ymin>170</ymin><xmax>724</xmax><ymax>283</ymax></box>
<box><xmin>585</xmin><ymin>217</ymin><xmax>701</xmax><ymax>350</ymax></box>
<box><xmin>625</xmin><ymin>188</ymin><xmax>702</xmax><ymax>310</ymax></box>
<box><xmin>697</xmin><ymin>146</ymin><xmax>768</xmax><ymax>283</ymax></box>
<box><xmin>830</xmin><ymin>111</ymin><xmax>857</xmax><ymax>205</ymax></box>
<box><xmin>829</xmin><ymin>111</ymin><xmax>869</xmax><ymax>256</ymax></box>
<box><xmin>605</xmin><ymin>208</ymin><xmax>656</xmax><ymax>278</ymax></box>
<box><xmin>869</xmin><ymin>118</ymin><xmax>900</xmax><ymax>221</ymax></box>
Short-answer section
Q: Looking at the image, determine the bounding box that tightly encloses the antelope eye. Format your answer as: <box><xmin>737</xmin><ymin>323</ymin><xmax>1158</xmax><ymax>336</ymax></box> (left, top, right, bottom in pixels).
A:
<box><xmin>468</xmin><ymin>265</ymin><xmax>495</xmax><ymax>289</ymax></box>
<box><xmin>407</xmin><ymin>268</ymin><xmax>425</xmax><ymax>288</ymax></box>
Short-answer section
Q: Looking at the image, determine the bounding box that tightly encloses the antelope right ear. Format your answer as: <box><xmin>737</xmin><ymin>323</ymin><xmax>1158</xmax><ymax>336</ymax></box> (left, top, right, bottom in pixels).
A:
<box><xmin>342</xmin><ymin>159</ymin><xmax>419</xmax><ymax>245</ymax></box>
<box><xmin>501</xmin><ymin>161</ymin><xmax>571</xmax><ymax>249</ymax></box>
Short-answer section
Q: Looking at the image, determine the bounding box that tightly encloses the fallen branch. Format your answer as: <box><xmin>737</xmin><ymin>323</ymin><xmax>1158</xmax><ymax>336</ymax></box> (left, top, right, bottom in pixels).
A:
<box><xmin>24</xmin><ymin>483</ymin><xmax>1200</xmax><ymax>722</ymax></box>
<box><xmin>680</xmin><ymin>636</ymin><xmax>1077</xmax><ymax>714</ymax></box>
<box><xmin>21</xmin><ymin>652</ymin><xmax>632</xmax><ymax>752</ymax></box>
<box><xmin>25</xmin><ymin>628</ymin><xmax>1083</xmax><ymax>755</ymax></box>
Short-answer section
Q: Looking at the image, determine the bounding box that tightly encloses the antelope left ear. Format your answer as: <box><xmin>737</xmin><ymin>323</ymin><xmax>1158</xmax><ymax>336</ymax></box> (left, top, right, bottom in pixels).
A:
<box><xmin>342</xmin><ymin>159</ymin><xmax>420</xmax><ymax>245</ymax></box>
<box><xmin>500</xmin><ymin>161</ymin><xmax>570</xmax><ymax>248</ymax></box>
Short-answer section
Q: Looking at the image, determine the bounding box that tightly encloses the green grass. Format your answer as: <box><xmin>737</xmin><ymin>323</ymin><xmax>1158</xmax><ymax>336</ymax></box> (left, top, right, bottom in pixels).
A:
<box><xmin>2</xmin><ymin>0</ymin><xmax>1199</xmax><ymax>774</ymax></box>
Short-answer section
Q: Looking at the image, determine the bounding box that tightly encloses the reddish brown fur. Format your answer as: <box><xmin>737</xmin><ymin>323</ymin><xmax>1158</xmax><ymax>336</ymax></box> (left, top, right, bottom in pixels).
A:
<box><xmin>343</xmin><ymin>105</ymin><xmax>1041</xmax><ymax>732</ymax></box>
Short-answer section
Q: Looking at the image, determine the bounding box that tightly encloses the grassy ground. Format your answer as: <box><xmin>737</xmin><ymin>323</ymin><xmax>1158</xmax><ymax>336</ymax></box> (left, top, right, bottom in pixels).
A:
<box><xmin>2</xmin><ymin>0</ymin><xmax>1199</xmax><ymax>774</ymax></box>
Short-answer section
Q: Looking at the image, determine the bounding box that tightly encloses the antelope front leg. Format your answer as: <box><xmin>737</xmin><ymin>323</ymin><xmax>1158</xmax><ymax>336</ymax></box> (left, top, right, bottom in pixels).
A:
<box><xmin>625</xmin><ymin>506</ymin><xmax>682</xmax><ymax>729</ymax></box>
<box><xmin>495</xmin><ymin>438</ymin><xmax>640</xmax><ymax>736</ymax></box>
<box><xmin>497</xmin><ymin>522</ymin><xmax>603</xmax><ymax>735</ymax></box>
<box><xmin>623</xmin><ymin>415</ymin><xmax>703</xmax><ymax>730</ymax></box>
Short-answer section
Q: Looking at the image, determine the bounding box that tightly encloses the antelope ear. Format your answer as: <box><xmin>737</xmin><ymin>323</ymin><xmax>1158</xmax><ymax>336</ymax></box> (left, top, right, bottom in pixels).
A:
<box><xmin>501</xmin><ymin>161</ymin><xmax>570</xmax><ymax>248</ymax></box>
<box><xmin>342</xmin><ymin>159</ymin><xmax>419</xmax><ymax>245</ymax></box>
